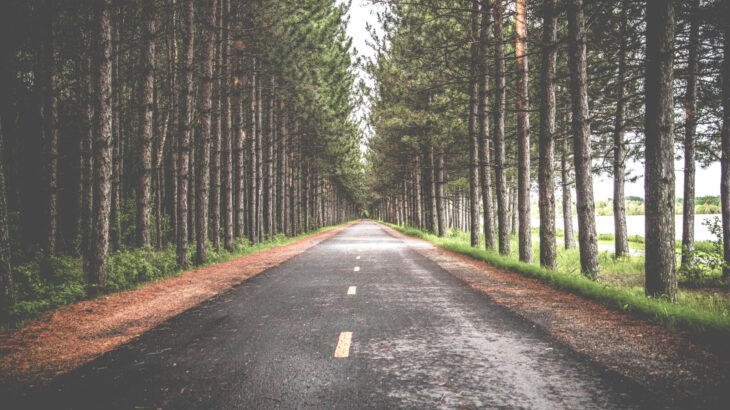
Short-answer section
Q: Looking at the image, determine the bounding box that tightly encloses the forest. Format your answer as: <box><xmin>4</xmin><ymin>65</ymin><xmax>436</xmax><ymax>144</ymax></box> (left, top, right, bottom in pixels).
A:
<box><xmin>365</xmin><ymin>0</ymin><xmax>729</xmax><ymax>324</ymax></box>
<box><xmin>0</xmin><ymin>0</ymin><xmax>365</xmax><ymax>327</ymax></box>
<box><xmin>0</xmin><ymin>0</ymin><xmax>729</xmax><ymax>341</ymax></box>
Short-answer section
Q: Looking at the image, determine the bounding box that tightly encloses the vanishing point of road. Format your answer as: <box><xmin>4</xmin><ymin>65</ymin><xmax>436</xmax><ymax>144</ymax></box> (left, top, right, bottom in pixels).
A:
<box><xmin>12</xmin><ymin>221</ymin><xmax>657</xmax><ymax>409</ymax></box>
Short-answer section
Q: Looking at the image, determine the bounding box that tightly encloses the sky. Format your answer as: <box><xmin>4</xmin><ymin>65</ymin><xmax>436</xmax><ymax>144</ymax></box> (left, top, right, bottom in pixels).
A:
<box><xmin>339</xmin><ymin>0</ymin><xmax>722</xmax><ymax>200</ymax></box>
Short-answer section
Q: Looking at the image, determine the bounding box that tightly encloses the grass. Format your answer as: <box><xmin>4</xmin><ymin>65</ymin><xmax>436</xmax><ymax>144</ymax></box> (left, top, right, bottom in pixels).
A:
<box><xmin>3</xmin><ymin>222</ymin><xmax>350</xmax><ymax>332</ymax></box>
<box><xmin>385</xmin><ymin>222</ymin><xmax>730</xmax><ymax>346</ymax></box>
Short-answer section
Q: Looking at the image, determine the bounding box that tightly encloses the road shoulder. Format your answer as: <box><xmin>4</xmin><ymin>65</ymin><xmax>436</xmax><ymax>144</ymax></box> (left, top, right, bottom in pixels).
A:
<box><xmin>380</xmin><ymin>223</ymin><xmax>730</xmax><ymax>408</ymax></box>
<box><xmin>0</xmin><ymin>223</ymin><xmax>354</xmax><ymax>387</ymax></box>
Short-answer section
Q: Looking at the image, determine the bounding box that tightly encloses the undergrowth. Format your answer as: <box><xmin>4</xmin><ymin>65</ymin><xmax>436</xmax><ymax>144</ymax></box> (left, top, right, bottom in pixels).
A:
<box><xmin>3</xmin><ymin>223</ymin><xmax>348</xmax><ymax>332</ymax></box>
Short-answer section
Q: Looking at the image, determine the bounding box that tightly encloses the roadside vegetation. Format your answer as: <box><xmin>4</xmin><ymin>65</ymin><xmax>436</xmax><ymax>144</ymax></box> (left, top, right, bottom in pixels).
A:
<box><xmin>2</xmin><ymin>222</ymin><xmax>348</xmax><ymax>332</ymax></box>
<box><xmin>386</xmin><ymin>222</ymin><xmax>730</xmax><ymax>345</ymax></box>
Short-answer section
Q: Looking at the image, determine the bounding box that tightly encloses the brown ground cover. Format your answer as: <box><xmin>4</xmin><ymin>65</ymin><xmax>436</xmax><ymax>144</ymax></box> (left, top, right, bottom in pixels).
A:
<box><xmin>0</xmin><ymin>223</ymin><xmax>352</xmax><ymax>387</ymax></box>
<box><xmin>382</xmin><ymin>225</ymin><xmax>730</xmax><ymax>407</ymax></box>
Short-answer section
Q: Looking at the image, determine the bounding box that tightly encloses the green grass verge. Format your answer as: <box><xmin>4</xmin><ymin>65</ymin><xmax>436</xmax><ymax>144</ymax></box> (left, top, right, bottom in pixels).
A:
<box><xmin>3</xmin><ymin>222</ymin><xmax>351</xmax><ymax>332</ymax></box>
<box><xmin>385</xmin><ymin>222</ymin><xmax>730</xmax><ymax>347</ymax></box>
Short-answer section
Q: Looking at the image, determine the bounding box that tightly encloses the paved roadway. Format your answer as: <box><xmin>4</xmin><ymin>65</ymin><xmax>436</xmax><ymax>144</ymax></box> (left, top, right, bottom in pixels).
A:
<box><xmin>10</xmin><ymin>221</ymin><xmax>658</xmax><ymax>409</ymax></box>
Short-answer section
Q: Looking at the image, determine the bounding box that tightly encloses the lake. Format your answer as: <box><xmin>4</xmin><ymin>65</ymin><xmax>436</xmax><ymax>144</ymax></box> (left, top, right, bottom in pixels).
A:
<box><xmin>532</xmin><ymin>214</ymin><xmax>721</xmax><ymax>242</ymax></box>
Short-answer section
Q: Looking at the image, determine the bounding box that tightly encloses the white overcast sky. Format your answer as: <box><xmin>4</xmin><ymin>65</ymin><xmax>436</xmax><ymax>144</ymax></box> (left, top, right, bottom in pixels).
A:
<box><xmin>340</xmin><ymin>0</ymin><xmax>722</xmax><ymax>200</ymax></box>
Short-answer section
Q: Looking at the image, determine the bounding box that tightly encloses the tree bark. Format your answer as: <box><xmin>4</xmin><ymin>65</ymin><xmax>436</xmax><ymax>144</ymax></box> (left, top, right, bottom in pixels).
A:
<box><xmin>538</xmin><ymin>0</ymin><xmax>557</xmax><ymax>269</ymax></box>
<box><xmin>428</xmin><ymin>145</ymin><xmax>438</xmax><ymax>234</ymax></box>
<box><xmin>87</xmin><ymin>0</ymin><xmax>113</xmax><ymax>295</ymax></box>
<box><xmin>195</xmin><ymin>0</ymin><xmax>217</xmax><ymax>265</ymax></box>
<box><xmin>613</xmin><ymin>0</ymin><xmax>629</xmax><ymax>258</ymax></box>
<box><xmin>81</xmin><ymin>54</ymin><xmax>94</xmax><ymax>258</ymax></box>
<box><xmin>415</xmin><ymin>157</ymin><xmax>423</xmax><ymax>229</ymax></box>
<box><xmin>436</xmin><ymin>149</ymin><xmax>445</xmax><ymax>237</ymax></box>
<box><xmin>136</xmin><ymin>1</ymin><xmax>156</xmax><ymax>249</ymax></box>
<box><xmin>176</xmin><ymin>0</ymin><xmax>195</xmax><ymax>269</ymax></box>
<box><xmin>221</xmin><ymin>0</ymin><xmax>233</xmax><ymax>251</ymax></box>
<box><xmin>479</xmin><ymin>0</ymin><xmax>495</xmax><ymax>250</ymax></box>
<box><xmin>681</xmin><ymin>0</ymin><xmax>699</xmax><ymax>269</ymax></box>
<box><xmin>256</xmin><ymin>66</ymin><xmax>264</xmax><ymax>242</ymax></box>
<box><xmin>515</xmin><ymin>0</ymin><xmax>531</xmax><ymax>262</ymax></box>
<box><xmin>644</xmin><ymin>0</ymin><xmax>676</xmax><ymax>299</ymax></box>
<box><xmin>561</xmin><ymin>135</ymin><xmax>576</xmax><ymax>249</ymax></box>
<box><xmin>492</xmin><ymin>0</ymin><xmax>509</xmax><ymax>255</ymax></box>
<box><xmin>110</xmin><ymin>10</ymin><xmax>122</xmax><ymax>251</ymax></box>
<box><xmin>468</xmin><ymin>0</ymin><xmax>481</xmax><ymax>247</ymax></box>
<box><xmin>567</xmin><ymin>0</ymin><xmax>600</xmax><ymax>279</ymax></box>
<box><xmin>210</xmin><ymin>0</ymin><xmax>222</xmax><ymax>252</ymax></box>
<box><xmin>0</xmin><ymin>117</ymin><xmax>13</xmax><ymax>324</ymax></box>
<box><xmin>277</xmin><ymin>97</ymin><xmax>286</xmax><ymax>234</ymax></box>
<box><xmin>234</xmin><ymin>69</ymin><xmax>245</xmax><ymax>240</ymax></box>
<box><xmin>720</xmin><ymin>5</ymin><xmax>730</xmax><ymax>279</ymax></box>
<box><xmin>264</xmin><ymin>76</ymin><xmax>275</xmax><ymax>239</ymax></box>
<box><xmin>40</xmin><ymin>2</ymin><xmax>59</xmax><ymax>255</ymax></box>
<box><xmin>248</xmin><ymin>57</ymin><xmax>257</xmax><ymax>244</ymax></box>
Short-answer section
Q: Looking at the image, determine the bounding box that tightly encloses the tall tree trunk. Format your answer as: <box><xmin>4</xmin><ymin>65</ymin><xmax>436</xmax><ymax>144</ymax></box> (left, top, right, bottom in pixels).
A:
<box><xmin>41</xmin><ymin>3</ymin><xmax>59</xmax><ymax>255</ymax></box>
<box><xmin>87</xmin><ymin>0</ymin><xmax>113</xmax><ymax>295</ymax></box>
<box><xmin>681</xmin><ymin>0</ymin><xmax>699</xmax><ymax>269</ymax></box>
<box><xmin>195</xmin><ymin>0</ymin><xmax>217</xmax><ymax>265</ymax></box>
<box><xmin>515</xmin><ymin>0</ymin><xmax>531</xmax><ymax>262</ymax></box>
<box><xmin>468</xmin><ymin>0</ymin><xmax>481</xmax><ymax>247</ymax></box>
<box><xmin>720</xmin><ymin>5</ymin><xmax>730</xmax><ymax>280</ymax></box>
<box><xmin>277</xmin><ymin>97</ymin><xmax>285</xmax><ymax>234</ymax></box>
<box><xmin>188</xmin><ymin>133</ymin><xmax>196</xmax><ymax>243</ymax></box>
<box><xmin>256</xmin><ymin>67</ymin><xmax>264</xmax><ymax>242</ymax></box>
<box><xmin>110</xmin><ymin>10</ymin><xmax>122</xmax><ymax>251</ymax></box>
<box><xmin>415</xmin><ymin>157</ymin><xmax>423</xmax><ymax>230</ymax></box>
<box><xmin>644</xmin><ymin>0</ymin><xmax>676</xmax><ymax>299</ymax></box>
<box><xmin>561</xmin><ymin>135</ymin><xmax>576</xmax><ymax>249</ymax></box>
<box><xmin>538</xmin><ymin>0</ymin><xmax>557</xmax><ymax>269</ymax></box>
<box><xmin>210</xmin><ymin>0</ymin><xmax>222</xmax><ymax>252</ymax></box>
<box><xmin>81</xmin><ymin>54</ymin><xmax>94</xmax><ymax>258</ymax></box>
<box><xmin>436</xmin><ymin>150</ymin><xmax>445</xmax><ymax>236</ymax></box>
<box><xmin>248</xmin><ymin>57</ymin><xmax>257</xmax><ymax>244</ymax></box>
<box><xmin>567</xmin><ymin>0</ymin><xmax>600</xmax><ymax>279</ymax></box>
<box><xmin>136</xmin><ymin>1</ymin><xmax>156</xmax><ymax>248</ymax></box>
<box><xmin>479</xmin><ymin>0</ymin><xmax>495</xmax><ymax>250</ymax></box>
<box><xmin>493</xmin><ymin>0</ymin><xmax>509</xmax><ymax>255</ymax></box>
<box><xmin>428</xmin><ymin>145</ymin><xmax>438</xmax><ymax>234</ymax></box>
<box><xmin>613</xmin><ymin>0</ymin><xmax>629</xmax><ymax>258</ymax></box>
<box><xmin>0</xmin><ymin>117</ymin><xmax>13</xmax><ymax>324</ymax></box>
<box><xmin>234</xmin><ymin>69</ymin><xmax>245</xmax><ymax>240</ymax></box>
<box><xmin>176</xmin><ymin>0</ymin><xmax>195</xmax><ymax>269</ymax></box>
<box><xmin>264</xmin><ymin>76</ymin><xmax>275</xmax><ymax>239</ymax></box>
<box><xmin>221</xmin><ymin>0</ymin><xmax>233</xmax><ymax>251</ymax></box>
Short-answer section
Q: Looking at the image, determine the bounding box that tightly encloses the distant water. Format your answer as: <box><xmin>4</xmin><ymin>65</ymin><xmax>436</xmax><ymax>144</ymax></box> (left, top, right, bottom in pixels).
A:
<box><xmin>532</xmin><ymin>214</ymin><xmax>720</xmax><ymax>242</ymax></box>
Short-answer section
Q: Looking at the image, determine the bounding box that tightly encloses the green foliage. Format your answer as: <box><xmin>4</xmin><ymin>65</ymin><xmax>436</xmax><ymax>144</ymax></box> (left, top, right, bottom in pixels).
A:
<box><xmin>11</xmin><ymin>252</ymin><xmax>86</xmax><ymax>323</ymax></box>
<box><xmin>3</xmin><ymin>222</ymin><xmax>350</xmax><ymax>331</ymax></box>
<box><xmin>680</xmin><ymin>217</ymin><xmax>727</xmax><ymax>287</ymax></box>
<box><xmin>385</xmin><ymin>222</ymin><xmax>730</xmax><ymax>346</ymax></box>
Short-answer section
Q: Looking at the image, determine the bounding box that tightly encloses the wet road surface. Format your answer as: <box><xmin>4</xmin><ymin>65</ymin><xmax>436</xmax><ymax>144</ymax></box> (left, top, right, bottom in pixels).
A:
<box><xmin>8</xmin><ymin>221</ymin><xmax>659</xmax><ymax>409</ymax></box>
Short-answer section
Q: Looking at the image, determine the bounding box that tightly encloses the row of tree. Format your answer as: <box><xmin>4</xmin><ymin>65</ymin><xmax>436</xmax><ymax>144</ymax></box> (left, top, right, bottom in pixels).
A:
<box><xmin>0</xmin><ymin>0</ymin><xmax>365</xmax><ymax>323</ymax></box>
<box><xmin>366</xmin><ymin>0</ymin><xmax>729</xmax><ymax>301</ymax></box>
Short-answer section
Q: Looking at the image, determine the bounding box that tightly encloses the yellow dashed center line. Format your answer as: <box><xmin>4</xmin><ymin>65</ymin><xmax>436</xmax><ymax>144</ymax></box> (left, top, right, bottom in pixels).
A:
<box><xmin>347</xmin><ymin>286</ymin><xmax>357</xmax><ymax>295</ymax></box>
<box><xmin>334</xmin><ymin>332</ymin><xmax>352</xmax><ymax>358</ymax></box>
<box><xmin>354</xmin><ymin>266</ymin><xmax>360</xmax><ymax>272</ymax></box>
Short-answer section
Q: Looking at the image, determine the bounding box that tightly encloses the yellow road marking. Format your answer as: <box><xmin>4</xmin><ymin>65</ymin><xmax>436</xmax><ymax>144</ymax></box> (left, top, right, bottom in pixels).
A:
<box><xmin>347</xmin><ymin>286</ymin><xmax>357</xmax><ymax>295</ymax></box>
<box><xmin>334</xmin><ymin>332</ymin><xmax>352</xmax><ymax>358</ymax></box>
<box><xmin>354</xmin><ymin>266</ymin><xmax>360</xmax><ymax>272</ymax></box>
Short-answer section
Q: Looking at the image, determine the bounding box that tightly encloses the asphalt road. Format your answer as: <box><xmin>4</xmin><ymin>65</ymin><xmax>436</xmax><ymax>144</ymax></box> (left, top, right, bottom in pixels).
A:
<box><xmin>9</xmin><ymin>221</ymin><xmax>659</xmax><ymax>409</ymax></box>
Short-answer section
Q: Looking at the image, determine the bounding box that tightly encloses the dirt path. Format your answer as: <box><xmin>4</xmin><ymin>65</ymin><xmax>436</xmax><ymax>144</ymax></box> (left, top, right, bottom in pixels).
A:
<box><xmin>383</xmin><ymin>224</ymin><xmax>730</xmax><ymax>408</ymax></box>
<box><xmin>0</xmin><ymin>223</ymin><xmax>354</xmax><ymax>387</ymax></box>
